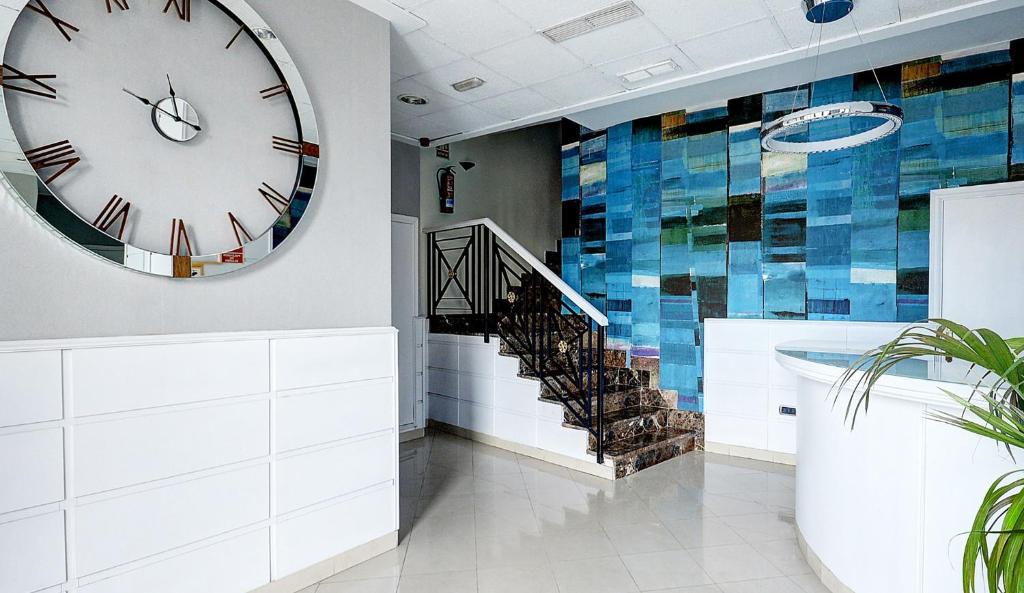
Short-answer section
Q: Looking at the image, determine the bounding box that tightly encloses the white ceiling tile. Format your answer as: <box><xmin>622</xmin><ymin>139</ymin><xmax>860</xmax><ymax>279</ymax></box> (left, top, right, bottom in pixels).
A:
<box><xmin>532</xmin><ymin>68</ymin><xmax>626</xmax><ymax>107</ymax></box>
<box><xmin>594</xmin><ymin>45</ymin><xmax>699</xmax><ymax>88</ymax></box>
<box><xmin>473</xmin><ymin>88</ymin><xmax>560</xmax><ymax>120</ymax></box>
<box><xmin>560</xmin><ymin>17</ymin><xmax>671</xmax><ymax>65</ymax></box>
<box><xmin>413</xmin><ymin>0</ymin><xmax>535</xmax><ymax>55</ymax></box>
<box><xmin>391</xmin><ymin>30</ymin><xmax>466</xmax><ymax>78</ymax></box>
<box><xmin>476</xmin><ymin>35</ymin><xmax>587</xmax><ymax>86</ymax></box>
<box><xmin>495</xmin><ymin>0</ymin><xmax>635</xmax><ymax>29</ymax></box>
<box><xmin>421</xmin><ymin>104</ymin><xmax>508</xmax><ymax>134</ymax></box>
<box><xmin>412</xmin><ymin>59</ymin><xmax>522</xmax><ymax>101</ymax></box>
<box><xmin>678</xmin><ymin>17</ymin><xmax>791</xmax><ymax>70</ymax></box>
<box><xmin>392</xmin><ymin>77</ymin><xmax>465</xmax><ymax>117</ymax></box>
<box><xmin>637</xmin><ymin>0</ymin><xmax>771</xmax><ymax>42</ymax></box>
<box><xmin>899</xmin><ymin>0</ymin><xmax>974</xmax><ymax>19</ymax></box>
<box><xmin>390</xmin><ymin>0</ymin><xmax>433</xmax><ymax>8</ymax></box>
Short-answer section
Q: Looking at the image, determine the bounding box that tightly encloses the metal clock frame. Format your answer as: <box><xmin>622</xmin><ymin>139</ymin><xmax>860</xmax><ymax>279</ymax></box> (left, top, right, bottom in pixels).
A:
<box><xmin>0</xmin><ymin>0</ymin><xmax>320</xmax><ymax>278</ymax></box>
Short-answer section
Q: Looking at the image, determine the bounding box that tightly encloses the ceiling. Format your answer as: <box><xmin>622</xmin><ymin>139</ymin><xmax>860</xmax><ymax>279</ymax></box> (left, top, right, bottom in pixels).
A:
<box><xmin>378</xmin><ymin>0</ymin><xmax>1024</xmax><ymax>145</ymax></box>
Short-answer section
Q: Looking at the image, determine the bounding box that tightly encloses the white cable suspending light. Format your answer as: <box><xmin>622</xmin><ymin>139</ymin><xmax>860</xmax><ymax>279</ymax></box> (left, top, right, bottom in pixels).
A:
<box><xmin>760</xmin><ymin>0</ymin><xmax>904</xmax><ymax>154</ymax></box>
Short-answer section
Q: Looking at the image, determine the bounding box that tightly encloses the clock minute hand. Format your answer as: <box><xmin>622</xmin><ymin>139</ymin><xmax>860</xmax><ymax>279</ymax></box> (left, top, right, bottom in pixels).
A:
<box><xmin>166</xmin><ymin>74</ymin><xmax>181</xmax><ymax>120</ymax></box>
<box><xmin>121</xmin><ymin>88</ymin><xmax>202</xmax><ymax>132</ymax></box>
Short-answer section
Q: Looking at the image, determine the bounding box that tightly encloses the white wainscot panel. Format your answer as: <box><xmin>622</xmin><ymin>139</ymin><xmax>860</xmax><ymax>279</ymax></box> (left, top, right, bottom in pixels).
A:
<box><xmin>494</xmin><ymin>378</ymin><xmax>539</xmax><ymax>415</ymax></box>
<box><xmin>458</xmin><ymin>401</ymin><xmax>494</xmax><ymax>435</ymax></box>
<box><xmin>72</xmin><ymin>341</ymin><xmax>270</xmax><ymax>416</ymax></box>
<box><xmin>427</xmin><ymin>368</ymin><xmax>458</xmax><ymax>398</ymax></box>
<box><xmin>704</xmin><ymin>321</ymin><xmax>770</xmax><ymax>353</ymax></box>
<box><xmin>276</xmin><ymin>485</ymin><xmax>396</xmax><ymax>578</ymax></box>
<box><xmin>494</xmin><ymin>410</ymin><xmax>536</xmax><ymax>447</ymax></box>
<box><xmin>76</xmin><ymin>465</ymin><xmax>270</xmax><ymax>576</ymax></box>
<box><xmin>0</xmin><ymin>511</ymin><xmax>66</xmax><ymax>593</ymax></box>
<box><xmin>0</xmin><ymin>428</ymin><xmax>64</xmax><ymax>515</ymax></box>
<box><xmin>705</xmin><ymin>351</ymin><xmax>768</xmax><ymax>387</ymax></box>
<box><xmin>494</xmin><ymin>353</ymin><xmax>521</xmax><ymax>379</ymax></box>
<box><xmin>458</xmin><ymin>343</ymin><xmax>495</xmax><ymax>377</ymax></box>
<box><xmin>536</xmin><ymin>399</ymin><xmax>565</xmax><ymax>423</ymax></box>
<box><xmin>277</xmin><ymin>433</ymin><xmax>394</xmax><ymax>515</ymax></box>
<box><xmin>706</xmin><ymin>415</ymin><xmax>768</xmax><ymax>450</ymax></box>
<box><xmin>75</xmin><ymin>401</ymin><xmax>269</xmax><ymax>496</ymax></box>
<box><xmin>537</xmin><ymin>420</ymin><xmax>588</xmax><ymax>460</ymax></box>
<box><xmin>0</xmin><ymin>350</ymin><xmax>62</xmax><ymax>428</ymax></box>
<box><xmin>428</xmin><ymin>394</ymin><xmax>458</xmax><ymax>425</ymax></box>
<box><xmin>277</xmin><ymin>380</ymin><xmax>394</xmax><ymax>453</ymax></box>
<box><xmin>703</xmin><ymin>382</ymin><xmax>768</xmax><ymax>419</ymax></box>
<box><xmin>78</xmin><ymin>529</ymin><xmax>270</xmax><ymax>593</ymax></box>
<box><xmin>459</xmin><ymin>374</ymin><xmax>494</xmax><ymax>406</ymax></box>
<box><xmin>275</xmin><ymin>333</ymin><xmax>394</xmax><ymax>391</ymax></box>
<box><xmin>427</xmin><ymin>340</ymin><xmax>458</xmax><ymax>371</ymax></box>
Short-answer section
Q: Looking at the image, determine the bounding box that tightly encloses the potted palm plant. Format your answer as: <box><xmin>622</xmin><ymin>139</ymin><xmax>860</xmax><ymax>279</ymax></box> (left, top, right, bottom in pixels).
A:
<box><xmin>833</xmin><ymin>319</ymin><xmax>1024</xmax><ymax>592</ymax></box>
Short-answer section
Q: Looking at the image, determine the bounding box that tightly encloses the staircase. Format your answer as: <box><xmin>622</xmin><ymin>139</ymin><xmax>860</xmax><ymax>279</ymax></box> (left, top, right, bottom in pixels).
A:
<box><xmin>426</xmin><ymin>219</ymin><xmax>699</xmax><ymax>479</ymax></box>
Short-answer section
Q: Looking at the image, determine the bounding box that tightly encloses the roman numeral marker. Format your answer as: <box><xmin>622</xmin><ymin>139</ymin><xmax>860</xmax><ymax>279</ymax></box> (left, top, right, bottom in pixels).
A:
<box><xmin>26</xmin><ymin>1</ymin><xmax>79</xmax><ymax>42</ymax></box>
<box><xmin>272</xmin><ymin>136</ymin><xmax>302</xmax><ymax>156</ymax></box>
<box><xmin>105</xmin><ymin>0</ymin><xmax>129</xmax><ymax>13</ymax></box>
<box><xmin>163</xmin><ymin>0</ymin><xmax>191</xmax><ymax>22</ymax></box>
<box><xmin>259</xmin><ymin>182</ymin><xmax>289</xmax><ymax>215</ymax></box>
<box><xmin>226</xmin><ymin>25</ymin><xmax>246</xmax><ymax>50</ymax></box>
<box><xmin>2</xmin><ymin>64</ymin><xmax>58</xmax><ymax>99</ymax></box>
<box><xmin>169</xmin><ymin>218</ymin><xmax>193</xmax><ymax>256</ymax></box>
<box><xmin>272</xmin><ymin>136</ymin><xmax>320</xmax><ymax>158</ymax></box>
<box><xmin>25</xmin><ymin>140</ymin><xmax>80</xmax><ymax>184</ymax></box>
<box><xmin>228</xmin><ymin>212</ymin><xmax>253</xmax><ymax>246</ymax></box>
<box><xmin>260</xmin><ymin>83</ymin><xmax>289</xmax><ymax>100</ymax></box>
<box><xmin>94</xmin><ymin>195</ymin><xmax>131</xmax><ymax>241</ymax></box>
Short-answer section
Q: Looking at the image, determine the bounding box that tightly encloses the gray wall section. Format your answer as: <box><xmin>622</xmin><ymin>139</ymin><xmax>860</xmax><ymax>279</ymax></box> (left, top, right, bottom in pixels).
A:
<box><xmin>419</xmin><ymin>123</ymin><xmax>562</xmax><ymax>258</ymax></box>
<box><xmin>0</xmin><ymin>1</ymin><xmax>392</xmax><ymax>340</ymax></box>
<box><xmin>391</xmin><ymin>140</ymin><xmax>421</xmax><ymax>218</ymax></box>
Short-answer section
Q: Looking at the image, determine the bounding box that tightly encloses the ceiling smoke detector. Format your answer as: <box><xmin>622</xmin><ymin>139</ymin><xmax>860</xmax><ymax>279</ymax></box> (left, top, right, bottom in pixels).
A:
<box><xmin>452</xmin><ymin>77</ymin><xmax>486</xmax><ymax>92</ymax></box>
<box><xmin>398</xmin><ymin>94</ymin><xmax>429</xmax><ymax>105</ymax></box>
<box><xmin>619</xmin><ymin>59</ymin><xmax>681</xmax><ymax>84</ymax></box>
<box><xmin>541</xmin><ymin>1</ymin><xmax>644</xmax><ymax>44</ymax></box>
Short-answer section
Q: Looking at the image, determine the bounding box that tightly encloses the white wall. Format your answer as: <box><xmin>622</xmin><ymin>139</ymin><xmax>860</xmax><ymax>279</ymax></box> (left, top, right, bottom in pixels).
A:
<box><xmin>930</xmin><ymin>181</ymin><xmax>1024</xmax><ymax>337</ymax></box>
<box><xmin>704</xmin><ymin>319</ymin><xmax>909</xmax><ymax>462</ymax></box>
<box><xmin>0</xmin><ymin>0</ymin><xmax>392</xmax><ymax>340</ymax></box>
<box><xmin>0</xmin><ymin>328</ymin><xmax>398</xmax><ymax>593</ymax></box>
<box><xmin>426</xmin><ymin>333</ymin><xmax>610</xmax><ymax>475</ymax></box>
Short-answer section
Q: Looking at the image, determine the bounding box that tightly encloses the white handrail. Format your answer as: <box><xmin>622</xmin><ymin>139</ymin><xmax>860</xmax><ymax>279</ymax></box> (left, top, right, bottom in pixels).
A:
<box><xmin>424</xmin><ymin>218</ymin><xmax>609</xmax><ymax>326</ymax></box>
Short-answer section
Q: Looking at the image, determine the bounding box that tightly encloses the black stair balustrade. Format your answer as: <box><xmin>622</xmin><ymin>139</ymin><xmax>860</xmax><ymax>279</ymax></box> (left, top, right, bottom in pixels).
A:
<box><xmin>425</xmin><ymin>219</ymin><xmax>608</xmax><ymax>465</ymax></box>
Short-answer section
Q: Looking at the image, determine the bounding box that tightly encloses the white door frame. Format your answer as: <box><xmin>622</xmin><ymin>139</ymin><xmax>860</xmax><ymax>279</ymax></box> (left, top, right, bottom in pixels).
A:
<box><xmin>392</xmin><ymin>214</ymin><xmax>424</xmax><ymax>434</ymax></box>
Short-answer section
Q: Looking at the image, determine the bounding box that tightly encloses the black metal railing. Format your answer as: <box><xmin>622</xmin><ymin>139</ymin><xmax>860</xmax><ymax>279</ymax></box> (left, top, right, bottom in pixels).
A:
<box><xmin>426</xmin><ymin>221</ymin><xmax>607</xmax><ymax>464</ymax></box>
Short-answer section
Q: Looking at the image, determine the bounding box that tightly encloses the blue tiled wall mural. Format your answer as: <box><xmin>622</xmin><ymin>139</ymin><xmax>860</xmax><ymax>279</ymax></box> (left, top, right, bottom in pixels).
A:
<box><xmin>560</xmin><ymin>41</ymin><xmax>1024</xmax><ymax>413</ymax></box>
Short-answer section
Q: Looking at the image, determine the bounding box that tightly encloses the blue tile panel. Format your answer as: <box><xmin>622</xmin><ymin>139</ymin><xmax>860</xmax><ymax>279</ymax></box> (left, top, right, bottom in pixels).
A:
<box><xmin>555</xmin><ymin>44</ymin><xmax>1018</xmax><ymax>412</ymax></box>
<box><xmin>631</xmin><ymin>116</ymin><xmax>663</xmax><ymax>360</ymax></box>
<box><xmin>606</xmin><ymin>122</ymin><xmax>634</xmax><ymax>354</ymax></box>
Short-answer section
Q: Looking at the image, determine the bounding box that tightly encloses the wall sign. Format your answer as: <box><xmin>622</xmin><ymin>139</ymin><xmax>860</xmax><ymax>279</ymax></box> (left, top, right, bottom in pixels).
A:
<box><xmin>435</xmin><ymin>144</ymin><xmax>450</xmax><ymax>159</ymax></box>
<box><xmin>0</xmin><ymin>0</ymin><xmax>320</xmax><ymax>278</ymax></box>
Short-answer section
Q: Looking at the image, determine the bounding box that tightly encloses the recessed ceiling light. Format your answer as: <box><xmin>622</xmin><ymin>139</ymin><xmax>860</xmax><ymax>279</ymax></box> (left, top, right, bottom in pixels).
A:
<box><xmin>398</xmin><ymin>94</ymin><xmax>429</xmax><ymax>105</ymax></box>
<box><xmin>618</xmin><ymin>59</ymin><xmax>681</xmax><ymax>84</ymax></box>
<box><xmin>452</xmin><ymin>77</ymin><xmax>486</xmax><ymax>93</ymax></box>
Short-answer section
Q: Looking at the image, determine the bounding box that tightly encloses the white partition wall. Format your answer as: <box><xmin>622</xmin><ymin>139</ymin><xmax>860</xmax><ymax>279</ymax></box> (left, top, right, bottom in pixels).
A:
<box><xmin>704</xmin><ymin>319</ymin><xmax>908</xmax><ymax>463</ymax></box>
<box><xmin>0</xmin><ymin>328</ymin><xmax>398</xmax><ymax>593</ymax></box>
<box><xmin>426</xmin><ymin>333</ymin><xmax>612</xmax><ymax>477</ymax></box>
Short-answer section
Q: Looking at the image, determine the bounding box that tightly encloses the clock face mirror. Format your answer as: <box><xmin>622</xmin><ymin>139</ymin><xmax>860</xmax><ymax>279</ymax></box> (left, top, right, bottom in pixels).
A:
<box><xmin>0</xmin><ymin>0</ymin><xmax>319</xmax><ymax>278</ymax></box>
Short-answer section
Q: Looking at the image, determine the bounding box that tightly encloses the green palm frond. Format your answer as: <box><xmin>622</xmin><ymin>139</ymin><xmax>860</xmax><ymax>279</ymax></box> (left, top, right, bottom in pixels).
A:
<box><xmin>830</xmin><ymin>319</ymin><xmax>1024</xmax><ymax>593</ymax></box>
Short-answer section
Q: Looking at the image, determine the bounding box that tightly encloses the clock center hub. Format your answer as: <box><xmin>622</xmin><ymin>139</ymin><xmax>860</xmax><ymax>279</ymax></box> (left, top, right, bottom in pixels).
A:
<box><xmin>152</xmin><ymin>96</ymin><xmax>201</xmax><ymax>143</ymax></box>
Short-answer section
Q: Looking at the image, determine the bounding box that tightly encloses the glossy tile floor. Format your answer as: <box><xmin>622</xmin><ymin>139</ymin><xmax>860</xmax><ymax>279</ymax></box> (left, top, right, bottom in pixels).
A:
<box><xmin>303</xmin><ymin>431</ymin><xmax>828</xmax><ymax>593</ymax></box>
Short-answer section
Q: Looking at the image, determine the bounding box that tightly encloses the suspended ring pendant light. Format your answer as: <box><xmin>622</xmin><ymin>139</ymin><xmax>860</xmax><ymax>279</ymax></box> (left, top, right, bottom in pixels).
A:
<box><xmin>760</xmin><ymin>0</ymin><xmax>903</xmax><ymax>154</ymax></box>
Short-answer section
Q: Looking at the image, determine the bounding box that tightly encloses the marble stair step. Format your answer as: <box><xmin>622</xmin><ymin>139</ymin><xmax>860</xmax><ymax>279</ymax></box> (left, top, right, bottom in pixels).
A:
<box><xmin>560</xmin><ymin>404</ymin><xmax>673</xmax><ymax>448</ymax></box>
<box><xmin>588</xmin><ymin>427</ymin><xmax>698</xmax><ymax>479</ymax></box>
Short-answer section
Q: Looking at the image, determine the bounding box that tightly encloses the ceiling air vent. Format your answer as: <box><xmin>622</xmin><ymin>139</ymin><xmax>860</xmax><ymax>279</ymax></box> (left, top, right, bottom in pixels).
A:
<box><xmin>541</xmin><ymin>1</ymin><xmax>644</xmax><ymax>44</ymax></box>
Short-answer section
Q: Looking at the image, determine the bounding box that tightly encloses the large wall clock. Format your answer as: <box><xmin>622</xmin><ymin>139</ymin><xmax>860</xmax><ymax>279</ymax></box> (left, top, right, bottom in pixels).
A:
<box><xmin>0</xmin><ymin>0</ymin><xmax>319</xmax><ymax>278</ymax></box>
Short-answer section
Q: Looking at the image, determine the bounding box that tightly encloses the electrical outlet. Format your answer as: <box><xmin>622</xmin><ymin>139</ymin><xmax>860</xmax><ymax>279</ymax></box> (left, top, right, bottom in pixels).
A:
<box><xmin>779</xmin><ymin>406</ymin><xmax>797</xmax><ymax>417</ymax></box>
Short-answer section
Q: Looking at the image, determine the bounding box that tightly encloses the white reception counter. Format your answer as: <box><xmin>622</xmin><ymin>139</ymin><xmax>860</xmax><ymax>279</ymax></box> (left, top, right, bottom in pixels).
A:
<box><xmin>776</xmin><ymin>343</ymin><xmax>1020</xmax><ymax>593</ymax></box>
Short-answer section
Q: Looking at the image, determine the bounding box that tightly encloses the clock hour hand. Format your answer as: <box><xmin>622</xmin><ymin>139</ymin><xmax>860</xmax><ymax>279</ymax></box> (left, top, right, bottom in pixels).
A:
<box><xmin>122</xmin><ymin>88</ymin><xmax>201</xmax><ymax>132</ymax></box>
